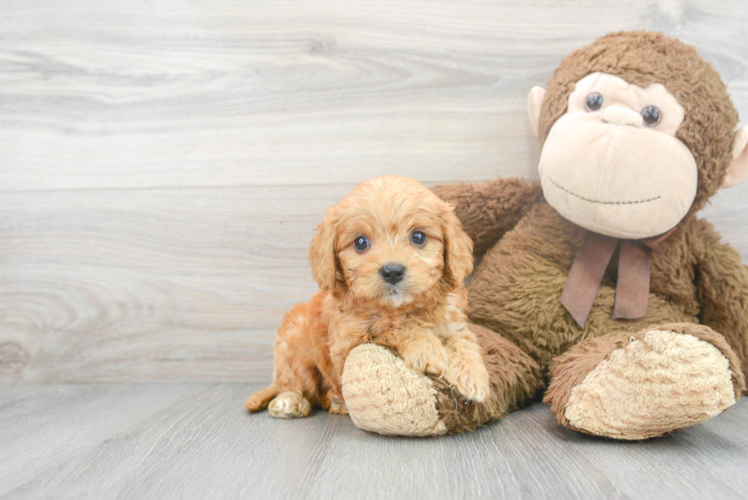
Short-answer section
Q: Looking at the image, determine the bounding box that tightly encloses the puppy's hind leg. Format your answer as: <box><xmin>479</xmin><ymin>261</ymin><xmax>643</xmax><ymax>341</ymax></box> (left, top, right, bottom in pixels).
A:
<box><xmin>267</xmin><ymin>304</ymin><xmax>320</xmax><ymax>419</ymax></box>
<box><xmin>321</xmin><ymin>390</ymin><xmax>348</xmax><ymax>415</ymax></box>
<box><xmin>269</xmin><ymin>391</ymin><xmax>313</xmax><ymax>419</ymax></box>
<box><xmin>270</xmin><ymin>351</ymin><xmax>315</xmax><ymax>419</ymax></box>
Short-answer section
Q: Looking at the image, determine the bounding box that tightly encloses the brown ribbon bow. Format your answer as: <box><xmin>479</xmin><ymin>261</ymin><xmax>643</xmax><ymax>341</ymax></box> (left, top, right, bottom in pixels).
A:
<box><xmin>560</xmin><ymin>230</ymin><xmax>673</xmax><ymax>328</ymax></box>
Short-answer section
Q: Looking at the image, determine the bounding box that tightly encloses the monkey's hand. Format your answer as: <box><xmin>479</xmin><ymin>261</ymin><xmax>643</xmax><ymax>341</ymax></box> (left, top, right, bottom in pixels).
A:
<box><xmin>431</xmin><ymin>178</ymin><xmax>542</xmax><ymax>260</ymax></box>
<box><xmin>693</xmin><ymin>219</ymin><xmax>748</xmax><ymax>373</ymax></box>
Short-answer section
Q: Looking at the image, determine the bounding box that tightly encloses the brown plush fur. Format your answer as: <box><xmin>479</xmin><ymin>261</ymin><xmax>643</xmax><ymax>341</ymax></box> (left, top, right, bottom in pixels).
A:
<box><xmin>433</xmin><ymin>323</ymin><xmax>543</xmax><ymax>433</ymax></box>
<box><xmin>424</xmin><ymin>32</ymin><xmax>748</xmax><ymax>435</ymax></box>
<box><xmin>432</xmin><ymin>179</ymin><xmax>544</xmax><ymax>259</ymax></box>
<box><xmin>246</xmin><ymin>176</ymin><xmax>491</xmax><ymax>416</ymax></box>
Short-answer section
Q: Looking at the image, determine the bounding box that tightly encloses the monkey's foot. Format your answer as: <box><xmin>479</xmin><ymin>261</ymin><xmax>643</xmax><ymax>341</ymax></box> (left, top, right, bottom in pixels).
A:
<box><xmin>547</xmin><ymin>325</ymin><xmax>744</xmax><ymax>440</ymax></box>
<box><xmin>342</xmin><ymin>344</ymin><xmax>447</xmax><ymax>436</ymax></box>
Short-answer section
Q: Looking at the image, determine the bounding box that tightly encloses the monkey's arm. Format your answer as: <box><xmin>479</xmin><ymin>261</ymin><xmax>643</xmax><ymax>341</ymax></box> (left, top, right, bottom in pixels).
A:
<box><xmin>692</xmin><ymin>219</ymin><xmax>748</xmax><ymax>383</ymax></box>
<box><xmin>431</xmin><ymin>178</ymin><xmax>543</xmax><ymax>259</ymax></box>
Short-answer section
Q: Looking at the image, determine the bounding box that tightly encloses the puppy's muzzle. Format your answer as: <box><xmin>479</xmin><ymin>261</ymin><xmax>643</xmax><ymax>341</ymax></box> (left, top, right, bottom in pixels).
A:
<box><xmin>380</xmin><ymin>263</ymin><xmax>406</xmax><ymax>285</ymax></box>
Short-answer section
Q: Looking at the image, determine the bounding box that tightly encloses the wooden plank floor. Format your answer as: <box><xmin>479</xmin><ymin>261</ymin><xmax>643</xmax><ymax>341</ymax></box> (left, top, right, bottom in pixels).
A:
<box><xmin>1</xmin><ymin>384</ymin><xmax>747</xmax><ymax>500</ymax></box>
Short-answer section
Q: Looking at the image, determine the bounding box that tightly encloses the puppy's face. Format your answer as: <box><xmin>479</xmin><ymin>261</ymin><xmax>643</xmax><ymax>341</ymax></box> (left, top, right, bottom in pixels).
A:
<box><xmin>309</xmin><ymin>176</ymin><xmax>473</xmax><ymax>308</ymax></box>
<box><xmin>336</xmin><ymin>202</ymin><xmax>445</xmax><ymax>308</ymax></box>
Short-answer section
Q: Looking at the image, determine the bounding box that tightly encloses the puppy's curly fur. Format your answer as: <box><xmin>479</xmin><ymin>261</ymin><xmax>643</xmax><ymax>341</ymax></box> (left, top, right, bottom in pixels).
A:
<box><xmin>246</xmin><ymin>176</ymin><xmax>490</xmax><ymax>418</ymax></box>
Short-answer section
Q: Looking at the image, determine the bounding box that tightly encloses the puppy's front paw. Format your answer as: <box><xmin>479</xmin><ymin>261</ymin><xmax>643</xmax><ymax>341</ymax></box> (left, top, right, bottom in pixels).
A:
<box><xmin>268</xmin><ymin>391</ymin><xmax>312</xmax><ymax>419</ymax></box>
<box><xmin>445</xmin><ymin>358</ymin><xmax>491</xmax><ymax>403</ymax></box>
<box><xmin>401</xmin><ymin>336</ymin><xmax>449</xmax><ymax>376</ymax></box>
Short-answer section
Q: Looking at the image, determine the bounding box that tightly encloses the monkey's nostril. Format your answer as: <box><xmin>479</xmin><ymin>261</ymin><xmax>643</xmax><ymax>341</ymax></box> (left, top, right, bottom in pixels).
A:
<box><xmin>380</xmin><ymin>264</ymin><xmax>406</xmax><ymax>285</ymax></box>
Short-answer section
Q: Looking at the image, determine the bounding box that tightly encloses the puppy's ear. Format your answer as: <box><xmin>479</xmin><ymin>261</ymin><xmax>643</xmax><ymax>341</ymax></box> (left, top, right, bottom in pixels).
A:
<box><xmin>308</xmin><ymin>210</ymin><xmax>345</xmax><ymax>293</ymax></box>
<box><xmin>440</xmin><ymin>204</ymin><xmax>474</xmax><ymax>288</ymax></box>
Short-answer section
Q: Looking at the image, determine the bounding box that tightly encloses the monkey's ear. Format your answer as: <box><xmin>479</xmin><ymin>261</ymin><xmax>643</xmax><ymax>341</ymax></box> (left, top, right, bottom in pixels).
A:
<box><xmin>308</xmin><ymin>211</ymin><xmax>344</xmax><ymax>293</ymax></box>
<box><xmin>723</xmin><ymin>125</ymin><xmax>748</xmax><ymax>188</ymax></box>
<box><xmin>528</xmin><ymin>86</ymin><xmax>546</xmax><ymax>138</ymax></box>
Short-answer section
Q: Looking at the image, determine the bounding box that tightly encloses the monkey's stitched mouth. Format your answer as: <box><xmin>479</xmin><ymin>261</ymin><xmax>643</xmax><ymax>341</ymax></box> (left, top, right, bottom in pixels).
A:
<box><xmin>548</xmin><ymin>178</ymin><xmax>661</xmax><ymax>205</ymax></box>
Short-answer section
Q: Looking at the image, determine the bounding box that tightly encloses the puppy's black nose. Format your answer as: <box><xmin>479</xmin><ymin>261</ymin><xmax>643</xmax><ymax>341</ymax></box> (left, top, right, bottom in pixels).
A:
<box><xmin>380</xmin><ymin>264</ymin><xmax>406</xmax><ymax>285</ymax></box>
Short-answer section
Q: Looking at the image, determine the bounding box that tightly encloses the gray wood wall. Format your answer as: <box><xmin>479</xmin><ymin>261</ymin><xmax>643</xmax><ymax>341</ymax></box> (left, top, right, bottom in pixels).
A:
<box><xmin>1</xmin><ymin>0</ymin><xmax>747</xmax><ymax>383</ymax></box>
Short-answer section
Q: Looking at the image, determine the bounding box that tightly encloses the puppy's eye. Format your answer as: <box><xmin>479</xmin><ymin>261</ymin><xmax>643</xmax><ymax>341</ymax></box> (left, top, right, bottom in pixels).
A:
<box><xmin>410</xmin><ymin>231</ymin><xmax>427</xmax><ymax>247</ymax></box>
<box><xmin>353</xmin><ymin>236</ymin><xmax>369</xmax><ymax>252</ymax></box>
<box><xmin>585</xmin><ymin>92</ymin><xmax>604</xmax><ymax>112</ymax></box>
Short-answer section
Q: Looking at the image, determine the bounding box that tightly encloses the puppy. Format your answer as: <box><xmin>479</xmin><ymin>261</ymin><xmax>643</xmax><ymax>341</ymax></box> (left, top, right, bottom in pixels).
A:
<box><xmin>246</xmin><ymin>176</ymin><xmax>490</xmax><ymax>418</ymax></box>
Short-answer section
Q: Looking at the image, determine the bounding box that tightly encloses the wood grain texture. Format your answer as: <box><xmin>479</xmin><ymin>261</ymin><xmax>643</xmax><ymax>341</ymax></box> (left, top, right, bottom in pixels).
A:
<box><xmin>0</xmin><ymin>384</ymin><xmax>746</xmax><ymax>499</ymax></box>
<box><xmin>0</xmin><ymin>0</ymin><xmax>746</xmax><ymax>191</ymax></box>
<box><xmin>0</xmin><ymin>0</ymin><xmax>747</xmax><ymax>382</ymax></box>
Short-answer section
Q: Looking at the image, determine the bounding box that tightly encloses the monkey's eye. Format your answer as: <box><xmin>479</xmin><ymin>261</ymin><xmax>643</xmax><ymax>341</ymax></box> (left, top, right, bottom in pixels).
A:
<box><xmin>410</xmin><ymin>231</ymin><xmax>427</xmax><ymax>247</ymax></box>
<box><xmin>585</xmin><ymin>92</ymin><xmax>604</xmax><ymax>111</ymax></box>
<box><xmin>354</xmin><ymin>236</ymin><xmax>370</xmax><ymax>252</ymax></box>
<box><xmin>641</xmin><ymin>105</ymin><xmax>662</xmax><ymax>126</ymax></box>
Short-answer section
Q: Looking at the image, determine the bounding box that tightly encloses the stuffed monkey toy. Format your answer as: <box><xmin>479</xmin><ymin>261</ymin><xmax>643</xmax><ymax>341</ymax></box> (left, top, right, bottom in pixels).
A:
<box><xmin>341</xmin><ymin>31</ymin><xmax>748</xmax><ymax>439</ymax></box>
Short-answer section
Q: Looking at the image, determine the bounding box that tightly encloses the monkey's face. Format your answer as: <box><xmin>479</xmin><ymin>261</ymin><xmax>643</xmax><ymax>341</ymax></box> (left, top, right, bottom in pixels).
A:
<box><xmin>537</xmin><ymin>73</ymin><xmax>698</xmax><ymax>239</ymax></box>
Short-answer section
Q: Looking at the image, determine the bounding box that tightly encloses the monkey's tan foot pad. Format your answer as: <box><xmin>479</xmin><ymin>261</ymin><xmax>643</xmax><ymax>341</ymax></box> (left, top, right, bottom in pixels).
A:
<box><xmin>268</xmin><ymin>391</ymin><xmax>312</xmax><ymax>419</ymax></box>
<box><xmin>342</xmin><ymin>343</ymin><xmax>447</xmax><ymax>436</ymax></box>
<box><xmin>564</xmin><ymin>330</ymin><xmax>738</xmax><ymax>440</ymax></box>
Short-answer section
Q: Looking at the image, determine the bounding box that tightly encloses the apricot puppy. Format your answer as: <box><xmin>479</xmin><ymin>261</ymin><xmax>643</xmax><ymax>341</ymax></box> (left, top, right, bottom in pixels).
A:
<box><xmin>246</xmin><ymin>176</ymin><xmax>490</xmax><ymax>419</ymax></box>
